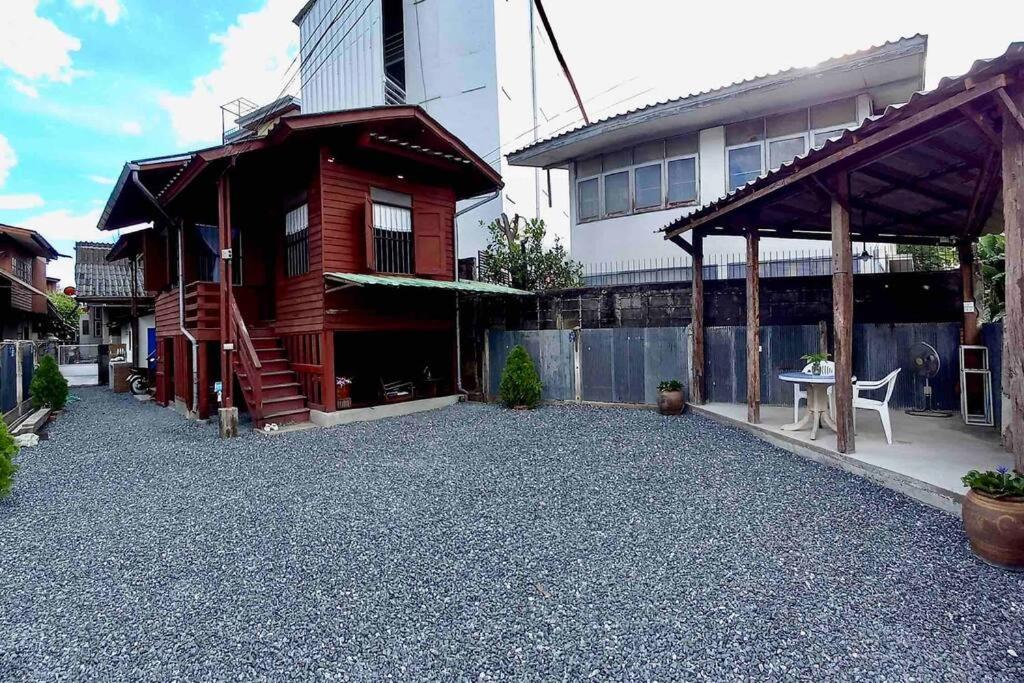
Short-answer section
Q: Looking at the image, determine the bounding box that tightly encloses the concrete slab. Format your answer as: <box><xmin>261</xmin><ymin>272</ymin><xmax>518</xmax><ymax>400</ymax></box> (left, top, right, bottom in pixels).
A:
<box><xmin>310</xmin><ymin>395</ymin><xmax>461</xmax><ymax>427</ymax></box>
<box><xmin>693</xmin><ymin>402</ymin><xmax>1009</xmax><ymax>515</ymax></box>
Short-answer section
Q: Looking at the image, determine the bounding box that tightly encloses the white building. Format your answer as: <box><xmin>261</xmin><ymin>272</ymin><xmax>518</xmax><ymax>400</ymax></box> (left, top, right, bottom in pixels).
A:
<box><xmin>507</xmin><ymin>36</ymin><xmax>928</xmax><ymax>275</ymax></box>
<box><xmin>292</xmin><ymin>0</ymin><xmax>579</xmax><ymax>260</ymax></box>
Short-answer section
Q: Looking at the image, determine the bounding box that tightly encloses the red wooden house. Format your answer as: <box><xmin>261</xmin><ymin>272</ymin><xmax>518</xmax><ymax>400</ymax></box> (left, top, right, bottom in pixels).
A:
<box><xmin>99</xmin><ymin>106</ymin><xmax>524</xmax><ymax>433</ymax></box>
<box><xmin>0</xmin><ymin>223</ymin><xmax>63</xmax><ymax>340</ymax></box>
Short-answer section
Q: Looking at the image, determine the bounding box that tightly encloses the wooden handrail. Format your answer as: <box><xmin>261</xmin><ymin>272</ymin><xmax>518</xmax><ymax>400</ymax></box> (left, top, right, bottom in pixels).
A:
<box><xmin>229</xmin><ymin>294</ymin><xmax>263</xmax><ymax>419</ymax></box>
<box><xmin>229</xmin><ymin>296</ymin><xmax>261</xmax><ymax>370</ymax></box>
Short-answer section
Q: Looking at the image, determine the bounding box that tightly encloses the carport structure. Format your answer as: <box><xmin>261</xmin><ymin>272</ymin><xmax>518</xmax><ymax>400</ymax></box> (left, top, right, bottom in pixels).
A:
<box><xmin>662</xmin><ymin>43</ymin><xmax>1024</xmax><ymax>469</ymax></box>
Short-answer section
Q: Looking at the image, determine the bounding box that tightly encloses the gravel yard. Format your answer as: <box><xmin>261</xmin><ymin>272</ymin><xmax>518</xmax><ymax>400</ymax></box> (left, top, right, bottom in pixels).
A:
<box><xmin>2</xmin><ymin>388</ymin><xmax>1022</xmax><ymax>681</ymax></box>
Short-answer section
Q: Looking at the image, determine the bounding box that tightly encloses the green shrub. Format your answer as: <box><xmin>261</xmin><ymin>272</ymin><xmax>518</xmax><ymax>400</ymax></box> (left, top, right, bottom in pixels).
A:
<box><xmin>498</xmin><ymin>345</ymin><xmax>542</xmax><ymax>409</ymax></box>
<box><xmin>30</xmin><ymin>354</ymin><xmax>69</xmax><ymax>411</ymax></box>
<box><xmin>0</xmin><ymin>420</ymin><xmax>18</xmax><ymax>499</ymax></box>
<box><xmin>658</xmin><ymin>380</ymin><xmax>683</xmax><ymax>393</ymax></box>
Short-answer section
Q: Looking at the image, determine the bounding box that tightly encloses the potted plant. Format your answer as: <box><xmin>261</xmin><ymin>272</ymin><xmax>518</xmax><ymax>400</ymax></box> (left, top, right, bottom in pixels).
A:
<box><xmin>961</xmin><ymin>467</ymin><xmax>1024</xmax><ymax>571</ymax></box>
<box><xmin>336</xmin><ymin>376</ymin><xmax>353</xmax><ymax>410</ymax></box>
<box><xmin>657</xmin><ymin>380</ymin><xmax>685</xmax><ymax>416</ymax></box>
<box><xmin>800</xmin><ymin>351</ymin><xmax>831</xmax><ymax>375</ymax></box>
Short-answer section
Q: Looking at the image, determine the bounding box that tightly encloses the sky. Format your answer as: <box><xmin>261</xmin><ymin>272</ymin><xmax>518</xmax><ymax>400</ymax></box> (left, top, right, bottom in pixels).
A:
<box><xmin>1</xmin><ymin>0</ymin><xmax>1023</xmax><ymax>288</ymax></box>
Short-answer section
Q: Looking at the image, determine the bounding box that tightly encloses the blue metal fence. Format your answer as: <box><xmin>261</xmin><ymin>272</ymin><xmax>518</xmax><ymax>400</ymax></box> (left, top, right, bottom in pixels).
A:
<box><xmin>705</xmin><ymin>322</ymin><xmax>962</xmax><ymax>410</ymax></box>
<box><xmin>982</xmin><ymin>322</ymin><xmax>1003</xmax><ymax>427</ymax></box>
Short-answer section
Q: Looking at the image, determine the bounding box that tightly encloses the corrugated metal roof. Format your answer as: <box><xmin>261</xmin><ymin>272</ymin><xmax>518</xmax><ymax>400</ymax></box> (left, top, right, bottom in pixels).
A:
<box><xmin>661</xmin><ymin>41</ymin><xmax>1024</xmax><ymax>237</ymax></box>
<box><xmin>325</xmin><ymin>272</ymin><xmax>533</xmax><ymax>296</ymax></box>
<box><xmin>507</xmin><ymin>35</ymin><xmax>927</xmax><ymax>165</ymax></box>
<box><xmin>74</xmin><ymin>241</ymin><xmax>145</xmax><ymax>300</ymax></box>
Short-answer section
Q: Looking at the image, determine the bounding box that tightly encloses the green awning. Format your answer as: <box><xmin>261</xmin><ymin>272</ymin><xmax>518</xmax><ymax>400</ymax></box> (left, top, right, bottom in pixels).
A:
<box><xmin>324</xmin><ymin>272</ymin><xmax>533</xmax><ymax>296</ymax></box>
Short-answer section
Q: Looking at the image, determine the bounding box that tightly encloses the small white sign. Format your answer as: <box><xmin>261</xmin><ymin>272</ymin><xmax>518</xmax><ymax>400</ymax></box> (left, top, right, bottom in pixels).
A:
<box><xmin>963</xmin><ymin>301</ymin><xmax>976</xmax><ymax>314</ymax></box>
<box><xmin>223</xmin><ymin>343</ymin><xmax>234</xmax><ymax>351</ymax></box>
<box><xmin>214</xmin><ymin>381</ymin><xmax>223</xmax><ymax>393</ymax></box>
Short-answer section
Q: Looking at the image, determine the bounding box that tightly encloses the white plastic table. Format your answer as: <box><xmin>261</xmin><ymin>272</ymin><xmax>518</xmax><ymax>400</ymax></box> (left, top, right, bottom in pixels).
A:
<box><xmin>778</xmin><ymin>371</ymin><xmax>837</xmax><ymax>440</ymax></box>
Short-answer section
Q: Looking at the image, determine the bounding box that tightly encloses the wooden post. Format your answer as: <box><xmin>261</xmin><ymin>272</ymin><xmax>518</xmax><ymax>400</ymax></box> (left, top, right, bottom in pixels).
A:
<box><xmin>959</xmin><ymin>242</ymin><xmax>980</xmax><ymax>345</ymax></box>
<box><xmin>197</xmin><ymin>342</ymin><xmax>209</xmax><ymax>419</ymax></box>
<box><xmin>1002</xmin><ymin>88</ymin><xmax>1024</xmax><ymax>471</ymax></box>
<box><xmin>217</xmin><ymin>172</ymin><xmax>236</xmax><ymax>417</ymax></box>
<box><xmin>831</xmin><ymin>174</ymin><xmax>855</xmax><ymax>454</ymax></box>
<box><xmin>321</xmin><ymin>331</ymin><xmax>336</xmax><ymax>412</ymax></box>
<box><xmin>746</xmin><ymin>229</ymin><xmax>760</xmax><ymax>424</ymax></box>
<box><xmin>691</xmin><ymin>232</ymin><xmax>705</xmax><ymax>405</ymax></box>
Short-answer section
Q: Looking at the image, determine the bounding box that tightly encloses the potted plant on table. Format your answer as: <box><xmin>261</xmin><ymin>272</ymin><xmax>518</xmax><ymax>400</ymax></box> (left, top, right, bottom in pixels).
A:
<box><xmin>657</xmin><ymin>380</ymin><xmax>685</xmax><ymax>416</ymax></box>
<box><xmin>961</xmin><ymin>467</ymin><xmax>1024</xmax><ymax>571</ymax></box>
<box><xmin>336</xmin><ymin>376</ymin><xmax>353</xmax><ymax>410</ymax></box>
<box><xmin>800</xmin><ymin>351</ymin><xmax>831</xmax><ymax>375</ymax></box>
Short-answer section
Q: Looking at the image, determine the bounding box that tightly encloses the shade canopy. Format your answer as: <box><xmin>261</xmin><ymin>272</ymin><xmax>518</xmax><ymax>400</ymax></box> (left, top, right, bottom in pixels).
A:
<box><xmin>324</xmin><ymin>272</ymin><xmax>532</xmax><ymax>296</ymax></box>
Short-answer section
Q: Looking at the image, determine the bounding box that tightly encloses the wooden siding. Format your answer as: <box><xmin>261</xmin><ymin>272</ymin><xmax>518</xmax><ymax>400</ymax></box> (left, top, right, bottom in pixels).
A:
<box><xmin>155</xmin><ymin>289</ymin><xmax>180</xmax><ymax>337</ymax></box>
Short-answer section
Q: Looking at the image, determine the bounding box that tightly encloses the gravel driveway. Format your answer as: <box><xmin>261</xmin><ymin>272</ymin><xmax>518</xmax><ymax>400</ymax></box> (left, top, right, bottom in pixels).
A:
<box><xmin>2</xmin><ymin>388</ymin><xmax>1022</xmax><ymax>681</ymax></box>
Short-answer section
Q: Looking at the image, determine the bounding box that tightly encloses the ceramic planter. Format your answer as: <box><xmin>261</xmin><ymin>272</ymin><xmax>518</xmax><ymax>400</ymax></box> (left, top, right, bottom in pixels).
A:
<box><xmin>657</xmin><ymin>390</ymin><xmax>685</xmax><ymax>416</ymax></box>
<box><xmin>962</xmin><ymin>490</ymin><xmax>1024</xmax><ymax>571</ymax></box>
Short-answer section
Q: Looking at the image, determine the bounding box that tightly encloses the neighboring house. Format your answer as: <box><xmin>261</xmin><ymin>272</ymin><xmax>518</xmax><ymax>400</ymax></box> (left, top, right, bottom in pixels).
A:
<box><xmin>99</xmin><ymin>105</ymin><xmax>516</xmax><ymax>429</ymax></box>
<box><xmin>507</xmin><ymin>35</ymin><xmax>929</xmax><ymax>273</ymax></box>
<box><xmin>74</xmin><ymin>241</ymin><xmax>155</xmax><ymax>366</ymax></box>
<box><xmin>292</xmin><ymin>0</ymin><xmax>577</xmax><ymax>259</ymax></box>
<box><xmin>0</xmin><ymin>223</ymin><xmax>63</xmax><ymax>340</ymax></box>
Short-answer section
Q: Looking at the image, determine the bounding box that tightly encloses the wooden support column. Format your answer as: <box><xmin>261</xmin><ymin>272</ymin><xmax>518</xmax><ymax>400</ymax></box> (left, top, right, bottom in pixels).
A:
<box><xmin>321</xmin><ymin>331</ymin><xmax>336</xmax><ymax>413</ymax></box>
<box><xmin>197</xmin><ymin>342</ymin><xmax>209</xmax><ymax>419</ymax></box>
<box><xmin>959</xmin><ymin>242</ymin><xmax>980</xmax><ymax>345</ymax></box>
<box><xmin>1002</xmin><ymin>87</ymin><xmax>1024</xmax><ymax>471</ymax></box>
<box><xmin>746</xmin><ymin>229</ymin><xmax>760</xmax><ymax>424</ymax></box>
<box><xmin>831</xmin><ymin>175</ymin><xmax>855</xmax><ymax>454</ymax></box>
<box><xmin>691</xmin><ymin>232</ymin><xmax>706</xmax><ymax>405</ymax></box>
<box><xmin>217</xmin><ymin>172</ymin><xmax>235</xmax><ymax>411</ymax></box>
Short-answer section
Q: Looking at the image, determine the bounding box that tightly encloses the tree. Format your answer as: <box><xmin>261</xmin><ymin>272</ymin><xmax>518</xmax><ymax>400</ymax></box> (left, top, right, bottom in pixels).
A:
<box><xmin>0</xmin><ymin>420</ymin><xmax>17</xmax><ymax>499</ymax></box>
<box><xmin>978</xmin><ymin>233</ymin><xmax>1006</xmax><ymax>322</ymax></box>
<box><xmin>479</xmin><ymin>213</ymin><xmax>582</xmax><ymax>291</ymax></box>
<box><xmin>498</xmin><ymin>345</ymin><xmax>543</xmax><ymax>409</ymax></box>
<box><xmin>46</xmin><ymin>291</ymin><xmax>82</xmax><ymax>343</ymax></box>
<box><xmin>895</xmin><ymin>244</ymin><xmax>958</xmax><ymax>271</ymax></box>
<box><xmin>30</xmin><ymin>354</ymin><xmax>69</xmax><ymax>411</ymax></box>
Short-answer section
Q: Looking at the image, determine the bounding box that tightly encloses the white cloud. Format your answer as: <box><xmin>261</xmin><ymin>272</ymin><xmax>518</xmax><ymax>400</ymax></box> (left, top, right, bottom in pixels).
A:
<box><xmin>9</xmin><ymin>79</ymin><xmax>39</xmax><ymax>98</ymax></box>
<box><xmin>70</xmin><ymin>0</ymin><xmax>123</xmax><ymax>25</ymax></box>
<box><xmin>47</xmin><ymin>254</ymin><xmax>76</xmax><ymax>289</ymax></box>
<box><xmin>0</xmin><ymin>194</ymin><xmax>45</xmax><ymax>210</ymax></box>
<box><xmin>120</xmin><ymin>120</ymin><xmax>143</xmax><ymax>136</ymax></box>
<box><xmin>20</xmin><ymin>207</ymin><xmax>106</xmax><ymax>244</ymax></box>
<box><xmin>86</xmin><ymin>175</ymin><xmax>115</xmax><ymax>185</ymax></box>
<box><xmin>0</xmin><ymin>1</ymin><xmax>81</xmax><ymax>83</ymax></box>
<box><xmin>159</xmin><ymin>0</ymin><xmax>302</xmax><ymax>146</ymax></box>
<box><xmin>0</xmin><ymin>133</ymin><xmax>15</xmax><ymax>186</ymax></box>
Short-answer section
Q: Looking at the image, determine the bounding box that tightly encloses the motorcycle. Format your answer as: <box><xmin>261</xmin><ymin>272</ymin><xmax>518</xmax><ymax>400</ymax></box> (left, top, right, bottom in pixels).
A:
<box><xmin>128</xmin><ymin>351</ymin><xmax>156</xmax><ymax>395</ymax></box>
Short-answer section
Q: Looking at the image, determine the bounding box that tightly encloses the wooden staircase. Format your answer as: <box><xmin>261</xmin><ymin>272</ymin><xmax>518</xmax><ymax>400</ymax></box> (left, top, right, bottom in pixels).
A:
<box><xmin>232</xmin><ymin>317</ymin><xmax>310</xmax><ymax>428</ymax></box>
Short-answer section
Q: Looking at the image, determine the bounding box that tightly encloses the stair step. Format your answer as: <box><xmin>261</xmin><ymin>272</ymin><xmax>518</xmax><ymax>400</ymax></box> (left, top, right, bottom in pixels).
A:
<box><xmin>240</xmin><ymin>382</ymin><xmax>301</xmax><ymax>400</ymax></box>
<box><xmin>261</xmin><ymin>395</ymin><xmax>307</xmax><ymax>412</ymax></box>
<box><xmin>255</xmin><ymin>347</ymin><xmax>287</xmax><ymax>359</ymax></box>
<box><xmin>259</xmin><ymin>407</ymin><xmax>310</xmax><ymax>427</ymax></box>
<box><xmin>251</xmin><ymin>337</ymin><xmax>280</xmax><ymax>350</ymax></box>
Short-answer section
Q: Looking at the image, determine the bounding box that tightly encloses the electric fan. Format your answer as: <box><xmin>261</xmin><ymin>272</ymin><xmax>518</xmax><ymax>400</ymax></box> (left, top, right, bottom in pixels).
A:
<box><xmin>905</xmin><ymin>341</ymin><xmax>952</xmax><ymax>418</ymax></box>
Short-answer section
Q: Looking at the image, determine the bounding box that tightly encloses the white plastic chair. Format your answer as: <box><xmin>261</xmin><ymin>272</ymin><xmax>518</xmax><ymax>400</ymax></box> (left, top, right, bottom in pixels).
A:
<box><xmin>793</xmin><ymin>360</ymin><xmax>835</xmax><ymax>423</ymax></box>
<box><xmin>853</xmin><ymin>368</ymin><xmax>901</xmax><ymax>445</ymax></box>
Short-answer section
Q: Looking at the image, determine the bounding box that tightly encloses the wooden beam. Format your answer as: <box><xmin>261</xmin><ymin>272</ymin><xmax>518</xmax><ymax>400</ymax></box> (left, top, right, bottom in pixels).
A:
<box><xmin>959</xmin><ymin>104</ymin><xmax>1002</xmax><ymax>146</ymax></box>
<box><xmin>966</xmin><ymin>150</ymin><xmax>1002</xmax><ymax>237</ymax></box>
<box><xmin>959</xmin><ymin>242</ymin><xmax>980</xmax><ymax>345</ymax></box>
<box><xmin>217</xmin><ymin>173</ymin><xmax>234</xmax><ymax>410</ymax></box>
<box><xmin>668</xmin><ymin>234</ymin><xmax>693</xmax><ymax>256</ymax></box>
<box><xmin>664</xmin><ymin>74</ymin><xmax>1010</xmax><ymax>239</ymax></box>
<box><xmin>1002</xmin><ymin>87</ymin><xmax>1024</xmax><ymax>472</ymax></box>
<box><xmin>691</xmin><ymin>233</ymin><xmax>705</xmax><ymax>405</ymax></box>
<box><xmin>832</xmin><ymin>175</ymin><xmax>855</xmax><ymax>454</ymax></box>
<box><xmin>321</xmin><ymin>331</ymin><xmax>336</xmax><ymax>413</ymax></box>
<box><xmin>857</xmin><ymin>164</ymin><xmax>973</xmax><ymax>209</ymax></box>
<box><xmin>746</xmin><ymin>230</ymin><xmax>761</xmax><ymax>424</ymax></box>
<box><xmin>996</xmin><ymin>87</ymin><xmax>1024</xmax><ymax>133</ymax></box>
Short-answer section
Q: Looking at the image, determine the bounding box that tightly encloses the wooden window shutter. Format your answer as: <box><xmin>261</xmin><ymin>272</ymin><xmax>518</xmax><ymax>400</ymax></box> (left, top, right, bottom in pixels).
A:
<box><xmin>413</xmin><ymin>207</ymin><xmax>448</xmax><ymax>276</ymax></box>
<box><xmin>364</xmin><ymin>195</ymin><xmax>375</xmax><ymax>272</ymax></box>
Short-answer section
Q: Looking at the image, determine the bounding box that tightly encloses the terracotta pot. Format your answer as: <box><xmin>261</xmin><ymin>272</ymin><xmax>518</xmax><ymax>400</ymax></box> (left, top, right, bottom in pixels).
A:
<box><xmin>962</xmin><ymin>490</ymin><xmax>1024</xmax><ymax>571</ymax></box>
<box><xmin>657</xmin><ymin>390</ymin><xmax>685</xmax><ymax>416</ymax></box>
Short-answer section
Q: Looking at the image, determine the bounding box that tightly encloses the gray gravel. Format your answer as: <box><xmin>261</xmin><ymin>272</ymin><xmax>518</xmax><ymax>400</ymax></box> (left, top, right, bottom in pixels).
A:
<box><xmin>1</xmin><ymin>387</ymin><xmax>1022</xmax><ymax>681</ymax></box>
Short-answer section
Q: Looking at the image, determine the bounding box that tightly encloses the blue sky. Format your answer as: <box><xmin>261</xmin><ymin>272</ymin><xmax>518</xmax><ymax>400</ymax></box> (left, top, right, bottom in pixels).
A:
<box><xmin>0</xmin><ymin>0</ymin><xmax>302</xmax><ymax>286</ymax></box>
<box><xmin>3</xmin><ymin>0</ymin><xmax>1023</xmax><ymax>287</ymax></box>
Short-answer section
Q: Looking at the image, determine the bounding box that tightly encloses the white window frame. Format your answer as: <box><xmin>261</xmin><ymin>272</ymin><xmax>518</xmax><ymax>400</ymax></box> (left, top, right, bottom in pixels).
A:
<box><xmin>632</xmin><ymin>161</ymin><xmax>664</xmax><ymax>213</ymax></box>
<box><xmin>725</xmin><ymin>141</ymin><xmax>765</xmax><ymax>193</ymax></box>
<box><xmin>765</xmin><ymin>132</ymin><xmax>809</xmax><ymax>172</ymax></box>
<box><xmin>810</xmin><ymin>123</ymin><xmax>856</xmax><ymax>149</ymax></box>
<box><xmin>602</xmin><ymin>168</ymin><xmax>631</xmax><ymax>218</ymax></box>
<box><xmin>576</xmin><ymin>173</ymin><xmax>602</xmax><ymax>223</ymax></box>
<box><xmin>665</xmin><ymin>153</ymin><xmax>700</xmax><ymax>207</ymax></box>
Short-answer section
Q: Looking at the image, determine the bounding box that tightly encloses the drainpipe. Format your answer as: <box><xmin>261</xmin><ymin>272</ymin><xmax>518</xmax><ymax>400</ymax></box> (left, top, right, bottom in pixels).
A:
<box><xmin>177</xmin><ymin>222</ymin><xmax>200</xmax><ymax>416</ymax></box>
<box><xmin>452</xmin><ymin>191</ymin><xmax>501</xmax><ymax>398</ymax></box>
<box><xmin>130</xmin><ymin>168</ymin><xmax>200</xmax><ymax>415</ymax></box>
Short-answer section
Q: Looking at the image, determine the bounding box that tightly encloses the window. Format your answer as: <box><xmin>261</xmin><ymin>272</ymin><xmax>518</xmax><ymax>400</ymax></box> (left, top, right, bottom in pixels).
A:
<box><xmin>727</xmin><ymin>144</ymin><xmax>762</xmax><ymax>191</ymax></box>
<box><xmin>667</xmin><ymin>157</ymin><xmax>697</xmax><ymax>204</ymax></box>
<box><xmin>371</xmin><ymin>188</ymin><xmax>413</xmax><ymax>274</ymax></box>
<box><xmin>577</xmin><ymin>177</ymin><xmax>599</xmax><ymax>220</ymax></box>
<box><xmin>94</xmin><ymin>318</ymin><xmax>102</xmax><ymax>337</ymax></box>
<box><xmin>768</xmin><ymin>136</ymin><xmax>806</xmax><ymax>170</ymax></box>
<box><xmin>81</xmin><ymin>319</ymin><xmax>89</xmax><ymax>335</ymax></box>
<box><xmin>11</xmin><ymin>256</ymin><xmax>30</xmax><ymax>281</ymax></box>
<box><xmin>603</xmin><ymin>171</ymin><xmax>629</xmax><ymax>215</ymax></box>
<box><xmin>812</xmin><ymin>129</ymin><xmax>845</xmax><ymax>148</ymax></box>
<box><xmin>194</xmin><ymin>225</ymin><xmax>243</xmax><ymax>285</ymax></box>
<box><xmin>633</xmin><ymin>164</ymin><xmax>662</xmax><ymax>210</ymax></box>
<box><xmin>284</xmin><ymin>203</ymin><xmax>309</xmax><ymax>277</ymax></box>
